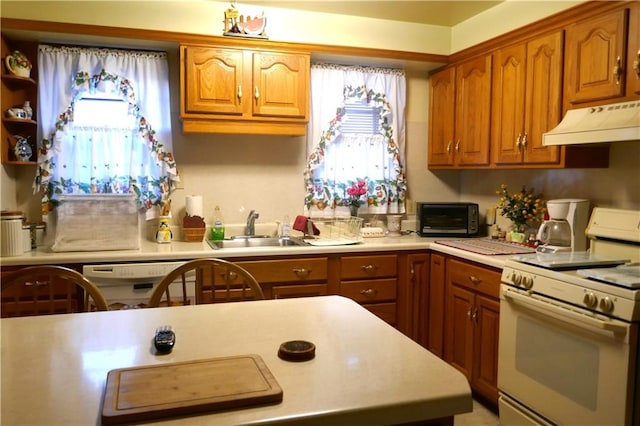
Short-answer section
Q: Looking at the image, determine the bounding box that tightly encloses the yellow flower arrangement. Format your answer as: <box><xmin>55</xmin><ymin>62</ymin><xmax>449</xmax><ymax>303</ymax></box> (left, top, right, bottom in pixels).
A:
<box><xmin>496</xmin><ymin>184</ymin><xmax>546</xmax><ymax>232</ymax></box>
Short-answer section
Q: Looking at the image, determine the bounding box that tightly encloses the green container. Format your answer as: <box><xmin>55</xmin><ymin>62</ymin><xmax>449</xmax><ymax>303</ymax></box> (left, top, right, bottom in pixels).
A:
<box><xmin>211</xmin><ymin>220</ymin><xmax>225</xmax><ymax>240</ymax></box>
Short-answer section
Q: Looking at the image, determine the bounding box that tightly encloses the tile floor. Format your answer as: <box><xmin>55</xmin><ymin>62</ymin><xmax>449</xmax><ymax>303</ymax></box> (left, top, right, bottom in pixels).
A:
<box><xmin>454</xmin><ymin>398</ymin><xmax>499</xmax><ymax>426</ymax></box>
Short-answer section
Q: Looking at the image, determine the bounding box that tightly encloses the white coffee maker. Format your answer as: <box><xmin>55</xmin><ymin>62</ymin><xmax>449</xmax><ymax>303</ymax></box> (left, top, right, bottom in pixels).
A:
<box><xmin>536</xmin><ymin>199</ymin><xmax>590</xmax><ymax>253</ymax></box>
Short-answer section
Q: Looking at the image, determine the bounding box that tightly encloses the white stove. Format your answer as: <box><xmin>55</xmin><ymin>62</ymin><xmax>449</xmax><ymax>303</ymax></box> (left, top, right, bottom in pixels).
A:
<box><xmin>498</xmin><ymin>207</ymin><xmax>640</xmax><ymax>426</ymax></box>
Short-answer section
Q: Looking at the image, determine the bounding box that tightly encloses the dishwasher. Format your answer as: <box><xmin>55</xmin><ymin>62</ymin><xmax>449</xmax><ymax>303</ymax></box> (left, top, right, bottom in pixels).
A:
<box><xmin>83</xmin><ymin>261</ymin><xmax>192</xmax><ymax>310</ymax></box>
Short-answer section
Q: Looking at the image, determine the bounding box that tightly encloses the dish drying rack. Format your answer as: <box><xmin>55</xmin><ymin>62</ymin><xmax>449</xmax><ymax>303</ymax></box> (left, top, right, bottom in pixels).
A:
<box><xmin>303</xmin><ymin>217</ymin><xmax>364</xmax><ymax>246</ymax></box>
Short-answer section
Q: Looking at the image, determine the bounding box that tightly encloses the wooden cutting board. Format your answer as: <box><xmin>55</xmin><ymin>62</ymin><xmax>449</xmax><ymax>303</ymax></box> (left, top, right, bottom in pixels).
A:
<box><xmin>102</xmin><ymin>354</ymin><xmax>283</xmax><ymax>425</ymax></box>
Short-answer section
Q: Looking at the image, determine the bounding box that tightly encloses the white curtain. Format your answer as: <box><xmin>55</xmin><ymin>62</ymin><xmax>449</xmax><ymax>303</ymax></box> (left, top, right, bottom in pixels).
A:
<box><xmin>304</xmin><ymin>63</ymin><xmax>406</xmax><ymax>217</ymax></box>
<box><xmin>35</xmin><ymin>44</ymin><xmax>178</xmax><ymax>218</ymax></box>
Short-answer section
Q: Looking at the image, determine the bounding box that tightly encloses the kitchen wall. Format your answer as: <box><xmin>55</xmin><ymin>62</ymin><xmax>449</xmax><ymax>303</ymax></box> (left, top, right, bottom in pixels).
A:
<box><xmin>2</xmin><ymin>0</ymin><xmax>638</xmax><ymax>233</ymax></box>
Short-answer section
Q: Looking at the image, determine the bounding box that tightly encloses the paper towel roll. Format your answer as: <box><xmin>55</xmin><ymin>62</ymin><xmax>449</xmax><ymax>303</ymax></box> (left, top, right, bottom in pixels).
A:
<box><xmin>185</xmin><ymin>195</ymin><xmax>203</xmax><ymax>218</ymax></box>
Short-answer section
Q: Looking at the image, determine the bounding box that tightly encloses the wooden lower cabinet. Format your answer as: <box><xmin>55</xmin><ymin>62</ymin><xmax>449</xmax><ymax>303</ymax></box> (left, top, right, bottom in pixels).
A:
<box><xmin>0</xmin><ymin>264</ymin><xmax>85</xmax><ymax>317</ymax></box>
<box><xmin>234</xmin><ymin>257</ymin><xmax>329</xmax><ymax>300</ymax></box>
<box><xmin>426</xmin><ymin>252</ymin><xmax>446</xmax><ymax>357</ymax></box>
<box><xmin>444</xmin><ymin>257</ymin><xmax>500</xmax><ymax>406</ymax></box>
<box><xmin>0</xmin><ymin>251</ymin><xmax>436</xmax><ymax>350</ymax></box>
<box><xmin>338</xmin><ymin>254</ymin><xmax>398</xmax><ymax>326</ymax></box>
<box><xmin>397</xmin><ymin>252</ymin><xmax>429</xmax><ymax>347</ymax></box>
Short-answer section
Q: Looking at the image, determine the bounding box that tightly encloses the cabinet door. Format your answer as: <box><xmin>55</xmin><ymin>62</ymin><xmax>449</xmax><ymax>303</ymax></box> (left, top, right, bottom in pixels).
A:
<box><xmin>406</xmin><ymin>253</ymin><xmax>429</xmax><ymax>347</ymax></box>
<box><xmin>455</xmin><ymin>55</ymin><xmax>492</xmax><ymax>166</ymax></box>
<box><xmin>428</xmin><ymin>67</ymin><xmax>456</xmax><ymax>167</ymax></box>
<box><xmin>444</xmin><ymin>283</ymin><xmax>475</xmax><ymax>381</ymax></box>
<box><xmin>427</xmin><ymin>253</ymin><xmax>445</xmax><ymax>358</ymax></box>
<box><xmin>252</xmin><ymin>52</ymin><xmax>309</xmax><ymax>119</ymax></box>
<box><xmin>628</xmin><ymin>3</ymin><xmax>640</xmax><ymax>97</ymax></box>
<box><xmin>523</xmin><ymin>31</ymin><xmax>563</xmax><ymax>164</ymax></box>
<box><xmin>492</xmin><ymin>44</ymin><xmax>527</xmax><ymax>165</ymax></box>
<box><xmin>182</xmin><ymin>46</ymin><xmax>245</xmax><ymax>116</ymax></box>
<box><xmin>565</xmin><ymin>9</ymin><xmax>628</xmax><ymax>105</ymax></box>
<box><xmin>472</xmin><ymin>293</ymin><xmax>500</xmax><ymax>404</ymax></box>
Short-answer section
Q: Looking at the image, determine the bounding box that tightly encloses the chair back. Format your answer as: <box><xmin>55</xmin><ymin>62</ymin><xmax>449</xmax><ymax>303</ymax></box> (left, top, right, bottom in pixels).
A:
<box><xmin>1</xmin><ymin>265</ymin><xmax>109</xmax><ymax>317</ymax></box>
<box><xmin>147</xmin><ymin>258</ymin><xmax>265</xmax><ymax>308</ymax></box>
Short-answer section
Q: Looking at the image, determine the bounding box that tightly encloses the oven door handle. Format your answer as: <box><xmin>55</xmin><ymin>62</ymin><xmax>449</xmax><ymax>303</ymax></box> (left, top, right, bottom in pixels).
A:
<box><xmin>503</xmin><ymin>288</ymin><xmax>628</xmax><ymax>337</ymax></box>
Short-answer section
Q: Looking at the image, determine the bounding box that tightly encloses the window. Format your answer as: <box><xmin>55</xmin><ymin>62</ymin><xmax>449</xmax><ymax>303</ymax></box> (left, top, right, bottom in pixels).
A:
<box><xmin>304</xmin><ymin>64</ymin><xmax>407</xmax><ymax>217</ymax></box>
<box><xmin>34</xmin><ymin>44</ymin><xmax>178</xmax><ymax>218</ymax></box>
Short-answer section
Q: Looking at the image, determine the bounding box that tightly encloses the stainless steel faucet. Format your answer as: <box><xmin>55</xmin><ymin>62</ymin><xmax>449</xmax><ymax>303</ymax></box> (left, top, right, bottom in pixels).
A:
<box><xmin>244</xmin><ymin>210</ymin><xmax>260</xmax><ymax>236</ymax></box>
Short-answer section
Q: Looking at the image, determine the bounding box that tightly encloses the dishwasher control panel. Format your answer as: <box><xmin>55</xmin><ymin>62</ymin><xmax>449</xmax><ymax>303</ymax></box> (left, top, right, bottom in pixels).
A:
<box><xmin>83</xmin><ymin>261</ymin><xmax>188</xmax><ymax>309</ymax></box>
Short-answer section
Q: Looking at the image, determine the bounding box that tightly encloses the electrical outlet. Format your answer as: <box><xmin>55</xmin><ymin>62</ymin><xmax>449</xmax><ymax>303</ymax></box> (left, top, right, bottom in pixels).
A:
<box><xmin>406</xmin><ymin>199</ymin><xmax>416</xmax><ymax>215</ymax></box>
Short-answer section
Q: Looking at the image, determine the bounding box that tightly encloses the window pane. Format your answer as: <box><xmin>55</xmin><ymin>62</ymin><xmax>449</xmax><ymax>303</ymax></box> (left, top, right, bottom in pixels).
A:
<box><xmin>73</xmin><ymin>98</ymin><xmax>133</xmax><ymax>128</ymax></box>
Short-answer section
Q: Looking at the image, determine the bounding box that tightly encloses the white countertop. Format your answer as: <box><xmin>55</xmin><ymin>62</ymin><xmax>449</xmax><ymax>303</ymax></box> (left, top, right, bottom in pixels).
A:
<box><xmin>1</xmin><ymin>235</ymin><xmax>511</xmax><ymax>269</ymax></box>
<box><xmin>0</xmin><ymin>295</ymin><xmax>472</xmax><ymax>425</ymax></box>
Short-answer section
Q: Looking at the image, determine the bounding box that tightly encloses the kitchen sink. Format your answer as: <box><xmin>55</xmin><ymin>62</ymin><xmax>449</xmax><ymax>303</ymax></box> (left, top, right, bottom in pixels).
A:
<box><xmin>207</xmin><ymin>236</ymin><xmax>308</xmax><ymax>249</ymax></box>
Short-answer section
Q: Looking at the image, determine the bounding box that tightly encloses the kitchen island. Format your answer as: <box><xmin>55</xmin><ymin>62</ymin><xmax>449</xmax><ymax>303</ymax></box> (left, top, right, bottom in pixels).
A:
<box><xmin>1</xmin><ymin>295</ymin><xmax>472</xmax><ymax>425</ymax></box>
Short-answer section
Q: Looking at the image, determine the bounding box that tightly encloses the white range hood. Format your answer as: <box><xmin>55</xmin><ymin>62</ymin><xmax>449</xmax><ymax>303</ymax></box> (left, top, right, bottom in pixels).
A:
<box><xmin>543</xmin><ymin>100</ymin><xmax>640</xmax><ymax>146</ymax></box>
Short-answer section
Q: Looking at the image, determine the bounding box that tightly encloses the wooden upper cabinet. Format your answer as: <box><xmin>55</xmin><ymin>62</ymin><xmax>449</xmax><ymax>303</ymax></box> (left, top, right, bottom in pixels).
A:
<box><xmin>564</xmin><ymin>8</ymin><xmax>628</xmax><ymax>105</ymax></box>
<box><xmin>455</xmin><ymin>55</ymin><xmax>492</xmax><ymax>167</ymax></box>
<box><xmin>252</xmin><ymin>52</ymin><xmax>309</xmax><ymax>119</ymax></box>
<box><xmin>428</xmin><ymin>56</ymin><xmax>491</xmax><ymax>169</ymax></box>
<box><xmin>428</xmin><ymin>67</ymin><xmax>455</xmax><ymax>167</ymax></box>
<box><xmin>183</xmin><ymin>46</ymin><xmax>244</xmax><ymax>116</ymax></box>
<box><xmin>628</xmin><ymin>3</ymin><xmax>640</xmax><ymax>97</ymax></box>
<box><xmin>180</xmin><ymin>44</ymin><xmax>310</xmax><ymax>135</ymax></box>
<box><xmin>492</xmin><ymin>31</ymin><xmax>563</xmax><ymax>166</ymax></box>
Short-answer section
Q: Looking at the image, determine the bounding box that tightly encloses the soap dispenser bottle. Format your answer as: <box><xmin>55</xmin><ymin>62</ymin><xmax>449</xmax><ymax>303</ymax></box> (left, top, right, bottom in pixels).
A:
<box><xmin>282</xmin><ymin>215</ymin><xmax>290</xmax><ymax>238</ymax></box>
<box><xmin>211</xmin><ymin>205</ymin><xmax>225</xmax><ymax>241</ymax></box>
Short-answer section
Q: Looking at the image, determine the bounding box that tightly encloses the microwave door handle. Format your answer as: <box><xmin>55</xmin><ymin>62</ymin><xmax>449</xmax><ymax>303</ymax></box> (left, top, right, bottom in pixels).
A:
<box><xmin>503</xmin><ymin>288</ymin><xmax>628</xmax><ymax>337</ymax></box>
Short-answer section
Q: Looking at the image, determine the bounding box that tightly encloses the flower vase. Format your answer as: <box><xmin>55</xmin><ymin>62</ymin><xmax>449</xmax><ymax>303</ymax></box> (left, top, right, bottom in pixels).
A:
<box><xmin>510</xmin><ymin>231</ymin><xmax>526</xmax><ymax>244</ymax></box>
<box><xmin>510</xmin><ymin>223</ymin><xmax>526</xmax><ymax>243</ymax></box>
<box><xmin>349</xmin><ymin>205</ymin><xmax>359</xmax><ymax>217</ymax></box>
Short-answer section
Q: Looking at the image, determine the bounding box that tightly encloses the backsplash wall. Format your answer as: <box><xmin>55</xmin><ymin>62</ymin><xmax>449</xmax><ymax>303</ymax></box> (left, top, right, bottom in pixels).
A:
<box><xmin>3</xmin><ymin>70</ymin><xmax>639</xmax><ymax>228</ymax></box>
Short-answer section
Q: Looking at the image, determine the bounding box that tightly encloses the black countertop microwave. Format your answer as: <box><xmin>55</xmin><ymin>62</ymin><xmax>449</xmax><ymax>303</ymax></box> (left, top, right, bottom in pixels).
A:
<box><xmin>417</xmin><ymin>202</ymin><xmax>479</xmax><ymax>237</ymax></box>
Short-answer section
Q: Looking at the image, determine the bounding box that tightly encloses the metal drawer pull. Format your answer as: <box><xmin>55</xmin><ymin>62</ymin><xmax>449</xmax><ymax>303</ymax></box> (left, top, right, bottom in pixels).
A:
<box><xmin>360</xmin><ymin>264</ymin><xmax>375</xmax><ymax>271</ymax></box>
<box><xmin>292</xmin><ymin>268</ymin><xmax>311</xmax><ymax>276</ymax></box>
<box><xmin>468</xmin><ymin>275</ymin><xmax>481</xmax><ymax>285</ymax></box>
<box><xmin>254</xmin><ymin>86</ymin><xmax>260</xmax><ymax>100</ymax></box>
<box><xmin>472</xmin><ymin>308</ymin><xmax>478</xmax><ymax>324</ymax></box>
<box><xmin>467</xmin><ymin>308</ymin><xmax>472</xmax><ymax>320</ymax></box>
<box><xmin>522</xmin><ymin>132</ymin><xmax>528</xmax><ymax>148</ymax></box>
<box><xmin>516</xmin><ymin>134</ymin><xmax>522</xmax><ymax>152</ymax></box>
<box><xmin>455</xmin><ymin>140</ymin><xmax>460</xmax><ymax>152</ymax></box>
<box><xmin>613</xmin><ymin>56</ymin><xmax>622</xmax><ymax>84</ymax></box>
<box><xmin>237</xmin><ymin>84</ymin><xmax>242</xmax><ymax>101</ymax></box>
<box><xmin>446</xmin><ymin>141</ymin><xmax>452</xmax><ymax>153</ymax></box>
<box><xmin>24</xmin><ymin>280</ymin><xmax>49</xmax><ymax>287</ymax></box>
<box><xmin>220</xmin><ymin>271</ymin><xmax>238</xmax><ymax>281</ymax></box>
<box><xmin>360</xmin><ymin>288</ymin><xmax>376</xmax><ymax>296</ymax></box>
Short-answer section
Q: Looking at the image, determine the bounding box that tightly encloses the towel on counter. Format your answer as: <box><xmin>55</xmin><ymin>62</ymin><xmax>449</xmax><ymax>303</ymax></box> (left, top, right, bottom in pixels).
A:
<box><xmin>293</xmin><ymin>215</ymin><xmax>320</xmax><ymax>236</ymax></box>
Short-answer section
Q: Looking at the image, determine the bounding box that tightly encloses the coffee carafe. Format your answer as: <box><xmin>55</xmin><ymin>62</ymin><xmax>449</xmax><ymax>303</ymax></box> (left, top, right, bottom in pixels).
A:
<box><xmin>536</xmin><ymin>199</ymin><xmax>589</xmax><ymax>253</ymax></box>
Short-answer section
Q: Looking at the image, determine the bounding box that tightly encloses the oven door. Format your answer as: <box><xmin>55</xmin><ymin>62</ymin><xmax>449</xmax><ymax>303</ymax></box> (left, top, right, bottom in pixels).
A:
<box><xmin>498</xmin><ymin>284</ymin><xmax>638</xmax><ymax>426</ymax></box>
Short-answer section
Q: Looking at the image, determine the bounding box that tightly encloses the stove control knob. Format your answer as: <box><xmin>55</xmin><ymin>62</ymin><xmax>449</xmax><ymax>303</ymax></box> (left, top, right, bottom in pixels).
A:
<box><xmin>583</xmin><ymin>292</ymin><xmax>598</xmax><ymax>308</ymax></box>
<box><xmin>512</xmin><ymin>274</ymin><xmax>522</xmax><ymax>285</ymax></box>
<box><xmin>600</xmin><ymin>297</ymin><xmax>614</xmax><ymax>313</ymax></box>
<box><xmin>522</xmin><ymin>276</ymin><xmax>534</xmax><ymax>289</ymax></box>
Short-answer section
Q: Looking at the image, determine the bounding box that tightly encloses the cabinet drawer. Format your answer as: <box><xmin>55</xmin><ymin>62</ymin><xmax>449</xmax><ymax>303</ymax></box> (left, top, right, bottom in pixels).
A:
<box><xmin>447</xmin><ymin>258</ymin><xmax>500</xmax><ymax>298</ymax></box>
<box><xmin>339</xmin><ymin>278</ymin><xmax>397</xmax><ymax>303</ymax></box>
<box><xmin>238</xmin><ymin>258</ymin><xmax>327</xmax><ymax>284</ymax></box>
<box><xmin>340</xmin><ymin>255</ymin><xmax>397</xmax><ymax>279</ymax></box>
<box><xmin>364</xmin><ymin>302</ymin><xmax>397</xmax><ymax>326</ymax></box>
<box><xmin>272</xmin><ymin>284</ymin><xmax>328</xmax><ymax>299</ymax></box>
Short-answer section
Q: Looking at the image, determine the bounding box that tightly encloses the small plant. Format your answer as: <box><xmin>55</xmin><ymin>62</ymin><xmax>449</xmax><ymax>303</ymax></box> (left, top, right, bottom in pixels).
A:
<box><xmin>496</xmin><ymin>184</ymin><xmax>545</xmax><ymax>232</ymax></box>
<box><xmin>345</xmin><ymin>180</ymin><xmax>368</xmax><ymax>208</ymax></box>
